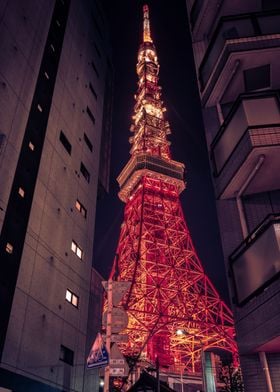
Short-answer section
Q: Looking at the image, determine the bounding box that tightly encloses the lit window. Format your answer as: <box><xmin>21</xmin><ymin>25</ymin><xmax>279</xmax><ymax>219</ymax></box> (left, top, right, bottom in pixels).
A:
<box><xmin>75</xmin><ymin>199</ymin><xmax>87</xmax><ymax>218</ymax></box>
<box><xmin>37</xmin><ymin>104</ymin><xmax>43</xmax><ymax>112</ymax></box>
<box><xmin>5</xmin><ymin>242</ymin><xmax>13</xmax><ymax>254</ymax></box>
<box><xmin>76</xmin><ymin>247</ymin><xmax>82</xmax><ymax>259</ymax></box>
<box><xmin>71</xmin><ymin>240</ymin><xmax>83</xmax><ymax>259</ymax></box>
<box><xmin>72</xmin><ymin>294</ymin><xmax>78</xmax><ymax>307</ymax></box>
<box><xmin>65</xmin><ymin>289</ymin><xmax>79</xmax><ymax>308</ymax></box>
<box><xmin>29</xmin><ymin>141</ymin><xmax>35</xmax><ymax>151</ymax></box>
<box><xmin>18</xmin><ymin>187</ymin><xmax>25</xmax><ymax>198</ymax></box>
<box><xmin>71</xmin><ymin>241</ymin><xmax>77</xmax><ymax>253</ymax></box>
<box><xmin>66</xmin><ymin>289</ymin><xmax>72</xmax><ymax>302</ymax></box>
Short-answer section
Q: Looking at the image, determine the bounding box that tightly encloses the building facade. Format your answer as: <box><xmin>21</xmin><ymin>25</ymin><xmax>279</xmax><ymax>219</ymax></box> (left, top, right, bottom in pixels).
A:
<box><xmin>0</xmin><ymin>0</ymin><xmax>112</xmax><ymax>390</ymax></box>
<box><xmin>186</xmin><ymin>0</ymin><xmax>280</xmax><ymax>390</ymax></box>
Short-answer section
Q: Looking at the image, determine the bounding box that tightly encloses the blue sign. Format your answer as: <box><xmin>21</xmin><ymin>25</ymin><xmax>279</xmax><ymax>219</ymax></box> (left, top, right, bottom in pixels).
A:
<box><xmin>87</xmin><ymin>333</ymin><xmax>109</xmax><ymax>369</ymax></box>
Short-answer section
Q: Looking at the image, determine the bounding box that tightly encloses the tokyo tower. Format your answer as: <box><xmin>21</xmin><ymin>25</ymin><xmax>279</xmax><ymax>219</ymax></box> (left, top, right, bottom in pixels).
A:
<box><xmin>109</xmin><ymin>5</ymin><xmax>237</xmax><ymax>374</ymax></box>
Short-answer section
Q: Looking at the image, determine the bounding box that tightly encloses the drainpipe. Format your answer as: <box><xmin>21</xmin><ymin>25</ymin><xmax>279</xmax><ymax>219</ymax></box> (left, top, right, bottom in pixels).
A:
<box><xmin>216</xmin><ymin>60</ymin><xmax>240</xmax><ymax>126</ymax></box>
<box><xmin>236</xmin><ymin>154</ymin><xmax>265</xmax><ymax>238</ymax></box>
<box><xmin>235</xmin><ymin>155</ymin><xmax>274</xmax><ymax>391</ymax></box>
<box><xmin>259</xmin><ymin>352</ymin><xmax>273</xmax><ymax>392</ymax></box>
<box><xmin>216</xmin><ymin>102</ymin><xmax>224</xmax><ymax>125</ymax></box>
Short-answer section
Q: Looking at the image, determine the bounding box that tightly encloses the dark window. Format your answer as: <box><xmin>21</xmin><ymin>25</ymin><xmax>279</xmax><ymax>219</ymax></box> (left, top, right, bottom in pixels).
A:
<box><xmin>91</xmin><ymin>61</ymin><xmax>99</xmax><ymax>78</ymax></box>
<box><xmin>221</xmin><ymin>101</ymin><xmax>234</xmax><ymax>119</ymax></box>
<box><xmin>244</xmin><ymin>64</ymin><xmax>270</xmax><ymax>91</ymax></box>
<box><xmin>222</xmin><ymin>27</ymin><xmax>238</xmax><ymax>39</ymax></box>
<box><xmin>94</xmin><ymin>43</ymin><xmax>101</xmax><ymax>58</ymax></box>
<box><xmin>91</xmin><ymin>12</ymin><xmax>103</xmax><ymax>39</ymax></box>
<box><xmin>0</xmin><ymin>134</ymin><xmax>6</xmax><ymax>153</ymax></box>
<box><xmin>80</xmin><ymin>162</ymin><xmax>90</xmax><ymax>183</ymax></box>
<box><xmin>86</xmin><ymin>106</ymin><xmax>95</xmax><ymax>125</ymax></box>
<box><xmin>59</xmin><ymin>130</ymin><xmax>72</xmax><ymax>154</ymax></box>
<box><xmin>262</xmin><ymin>0</ymin><xmax>279</xmax><ymax>10</ymax></box>
<box><xmin>84</xmin><ymin>133</ymin><xmax>93</xmax><ymax>152</ymax></box>
<box><xmin>94</xmin><ymin>2</ymin><xmax>105</xmax><ymax>26</ymax></box>
<box><xmin>60</xmin><ymin>345</ymin><xmax>74</xmax><ymax>366</ymax></box>
<box><xmin>89</xmin><ymin>82</ymin><xmax>97</xmax><ymax>100</ymax></box>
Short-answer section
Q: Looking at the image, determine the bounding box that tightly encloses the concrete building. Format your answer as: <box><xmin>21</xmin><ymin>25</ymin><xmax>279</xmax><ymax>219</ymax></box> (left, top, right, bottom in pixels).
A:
<box><xmin>0</xmin><ymin>0</ymin><xmax>112</xmax><ymax>390</ymax></box>
<box><xmin>186</xmin><ymin>1</ymin><xmax>280</xmax><ymax>391</ymax></box>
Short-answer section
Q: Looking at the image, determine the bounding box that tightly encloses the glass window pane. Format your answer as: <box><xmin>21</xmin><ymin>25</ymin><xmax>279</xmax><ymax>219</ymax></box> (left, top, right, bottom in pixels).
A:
<box><xmin>66</xmin><ymin>290</ymin><xmax>72</xmax><ymax>302</ymax></box>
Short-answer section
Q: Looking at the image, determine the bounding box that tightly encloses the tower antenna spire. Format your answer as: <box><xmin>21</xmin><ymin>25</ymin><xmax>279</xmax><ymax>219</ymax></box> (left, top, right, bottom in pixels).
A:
<box><xmin>143</xmin><ymin>4</ymin><xmax>152</xmax><ymax>43</ymax></box>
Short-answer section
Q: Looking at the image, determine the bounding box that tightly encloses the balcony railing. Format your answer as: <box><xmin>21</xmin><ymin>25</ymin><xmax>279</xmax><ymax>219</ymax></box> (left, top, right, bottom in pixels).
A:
<box><xmin>199</xmin><ymin>10</ymin><xmax>280</xmax><ymax>91</ymax></box>
<box><xmin>230</xmin><ymin>214</ymin><xmax>280</xmax><ymax>306</ymax></box>
<box><xmin>211</xmin><ymin>90</ymin><xmax>280</xmax><ymax>177</ymax></box>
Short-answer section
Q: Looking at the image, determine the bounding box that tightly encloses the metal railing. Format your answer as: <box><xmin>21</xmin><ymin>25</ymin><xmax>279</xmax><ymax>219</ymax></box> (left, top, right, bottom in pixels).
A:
<box><xmin>199</xmin><ymin>10</ymin><xmax>280</xmax><ymax>90</ymax></box>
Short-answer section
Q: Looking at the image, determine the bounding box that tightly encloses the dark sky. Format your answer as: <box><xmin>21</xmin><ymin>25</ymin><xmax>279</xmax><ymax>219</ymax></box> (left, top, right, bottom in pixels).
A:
<box><xmin>93</xmin><ymin>0</ymin><xmax>230</xmax><ymax>304</ymax></box>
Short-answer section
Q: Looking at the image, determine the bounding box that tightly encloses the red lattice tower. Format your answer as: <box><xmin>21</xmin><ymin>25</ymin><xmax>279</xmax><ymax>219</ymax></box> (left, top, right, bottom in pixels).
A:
<box><xmin>110</xmin><ymin>5</ymin><xmax>238</xmax><ymax>373</ymax></box>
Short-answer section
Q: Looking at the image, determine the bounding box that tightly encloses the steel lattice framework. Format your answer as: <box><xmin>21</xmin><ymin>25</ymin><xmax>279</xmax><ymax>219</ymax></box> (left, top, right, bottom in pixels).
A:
<box><xmin>109</xmin><ymin>4</ymin><xmax>238</xmax><ymax>373</ymax></box>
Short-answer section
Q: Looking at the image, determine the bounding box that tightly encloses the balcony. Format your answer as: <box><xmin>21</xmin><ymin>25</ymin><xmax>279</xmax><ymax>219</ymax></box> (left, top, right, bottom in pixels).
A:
<box><xmin>210</xmin><ymin>91</ymin><xmax>280</xmax><ymax>199</ymax></box>
<box><xmin>230</xmin><ymin>214</ymin><xmax>280</xmax><ymax>306</ymax></box>
<box><xmin>199</xmin><ymin>10</ymin><xmax>280</xmax><ymax>104</ymax></box>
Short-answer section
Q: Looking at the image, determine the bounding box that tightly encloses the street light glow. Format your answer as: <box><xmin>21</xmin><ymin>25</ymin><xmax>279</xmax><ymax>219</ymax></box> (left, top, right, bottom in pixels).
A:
<box><xmin>176</xmin><ymin>329</ymin><xmax>186</xmax><ymax>336</ymax></box>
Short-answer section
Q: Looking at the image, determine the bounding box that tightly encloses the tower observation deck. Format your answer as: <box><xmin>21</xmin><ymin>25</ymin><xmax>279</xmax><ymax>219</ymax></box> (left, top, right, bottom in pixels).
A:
<box><xmin>110</xmin><ymin>4</ymin><xmax>238</xmax><ymax>375</ymax></box>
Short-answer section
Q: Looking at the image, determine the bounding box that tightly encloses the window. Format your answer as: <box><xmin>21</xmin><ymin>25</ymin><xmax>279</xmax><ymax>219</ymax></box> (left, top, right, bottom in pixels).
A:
<box><xmin>89</xmin><ymin>82</ymin><xmax>97</xmax><ymax>100</ymax></box>
<box><xmin>60</xmin><ymin>345</ymin><xmax>74</xmax><ymax>366</ymax></box>
<box><xmin>59</xmin><ymin>131</ymin><xmax>72</xmax><ymax>155</ymax></box>
<box><xmin>5</xmin><ymin>242</ymin><xmax>13</xmax><ymax>254</ymax></box>
<box><xmin>29</xmin><ymin>141</ymin><xmax>35</xmax><ymax>151</ymax></box>
<box><xmin>222</xmin><ymin>27</ymin><xmax>238</xmax><ymax>40</ymax></box>
<box><xmin>244</xmin><ymin>64</ymin><xmax>270</xmax><ymax>91</ymax></box>
<box><xmin>94</xmin><ymin>43</ymin><xmax>101</xmax><ymax>58</ymax></box>
<box><xmin>65</xmin><ymin>289</ymin><xmax>79</xmax><ymax>308</ymax></box>
<box><xmin>86</xmin><ymin>106</ymin><xmax>95</xmax><ymax>125</ymax></box>
<box><xmin>80</xmin><ymin>162</ymin><xmax>90</xmax><ymax>183</ymax></box>
<box><xmin>91</xmin><ymin>12</ymin><xmax>103</xmax><ymax>39</ymax></box>
<box><xmin>18</xmin><ymin>187</ymin><xmax>25</xmax><ymax>198</ymax></box>
<box><xmin>91</xmin><ymin>61</ymin><xmax>99</xmax><ymax>78</ymax></box>
<box><xmin>75</xmin><ymin>199</ymin><xmax>87</xmax><ymax>218</ymax></box>
<box><xmin>262</xmin><ymin>0</ymin><xmax>279</xmax><ymax>10</ymax></box>
<box><xmin>71</xmin><ymin>240</ymin><xmax>83</xmax><ymax>259</ymax></box>
<box><xmin>83</xmin><ymin>133</ymin><xmax>93</xmax><ymax>152</ymax></box>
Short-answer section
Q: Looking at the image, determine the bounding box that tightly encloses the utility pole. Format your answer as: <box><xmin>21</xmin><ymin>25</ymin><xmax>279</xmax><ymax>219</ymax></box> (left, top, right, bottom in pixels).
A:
<box><xmin>156</xmin><ymin>356</ymin><xmax>160</xmax><ymax>392</ymax></box>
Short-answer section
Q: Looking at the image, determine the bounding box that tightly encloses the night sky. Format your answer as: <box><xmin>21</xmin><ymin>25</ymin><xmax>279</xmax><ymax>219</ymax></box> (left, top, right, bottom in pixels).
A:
<box><xmin>93</xmin><ymin>0</ymin><xmax>230</xmax><ymax>304</ymax></box>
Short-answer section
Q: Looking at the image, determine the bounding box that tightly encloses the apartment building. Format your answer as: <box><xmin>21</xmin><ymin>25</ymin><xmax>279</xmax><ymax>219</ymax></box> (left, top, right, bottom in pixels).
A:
<box><xmin>186</xmin><ymin>1</ymin><xmax>280</xmax><ymax>390</ymax></box>
<box><xmin>0</xmin><ymin>0</ymin><xmax>112</xmax><ymax>390</ymax></box>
